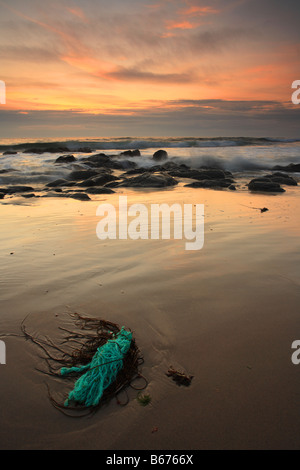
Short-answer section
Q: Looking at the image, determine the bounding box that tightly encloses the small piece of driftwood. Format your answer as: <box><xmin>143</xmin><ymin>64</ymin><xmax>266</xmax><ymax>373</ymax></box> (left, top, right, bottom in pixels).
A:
<box><xmin>166</xmin><ymin>366</ymin><xmax>194</xmax><ymax>386</ymax></box>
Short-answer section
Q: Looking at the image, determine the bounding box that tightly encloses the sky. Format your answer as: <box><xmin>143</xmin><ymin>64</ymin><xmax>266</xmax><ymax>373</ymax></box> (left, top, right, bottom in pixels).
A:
<box><xmin>0</xmin><ymin>0</ymin><xmax>299</xmax><ymax>138</ymax></box>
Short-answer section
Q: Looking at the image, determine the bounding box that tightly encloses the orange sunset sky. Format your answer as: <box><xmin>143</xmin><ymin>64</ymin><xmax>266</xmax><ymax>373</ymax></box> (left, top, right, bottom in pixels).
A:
<box><xmin>0</xmin><ymin>0</ymin><xmax>299</xmax><ymax>137</ymax></box>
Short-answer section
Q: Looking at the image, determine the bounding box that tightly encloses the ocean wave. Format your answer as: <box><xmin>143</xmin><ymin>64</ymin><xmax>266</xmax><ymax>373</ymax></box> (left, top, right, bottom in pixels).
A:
<box><xmin>1</xmin><ymin>136</ymin><xmax>300</xmax><ymax>153</ymax></box>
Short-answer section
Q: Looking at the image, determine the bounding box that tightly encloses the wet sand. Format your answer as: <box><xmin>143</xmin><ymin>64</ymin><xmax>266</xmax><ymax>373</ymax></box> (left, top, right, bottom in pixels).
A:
<box><xmin>0</xmin><ymin>184</ymin><xmax>300</xmax><ymax>449</ymax></box>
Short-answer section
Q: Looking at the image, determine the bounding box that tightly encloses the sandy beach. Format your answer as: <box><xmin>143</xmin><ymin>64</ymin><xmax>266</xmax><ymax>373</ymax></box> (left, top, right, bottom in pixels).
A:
<box><xmin>0</xmin><ymin>180</ymin><xmax>299</xmax><ymax>450</ymax></box>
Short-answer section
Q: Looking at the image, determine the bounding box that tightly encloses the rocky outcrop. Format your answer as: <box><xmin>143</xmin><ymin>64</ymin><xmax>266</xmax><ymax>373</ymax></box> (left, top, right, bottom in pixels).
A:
<box><xmin>153</xmin><ymin>150</ymin><xmax>168</xmax><ymax>162</ymax></box>
<box><xmin>120</xmin><ymin>149</ymin><xmax>141</xmax><ymax>157</ymax></box>
<box><xmin>68</xmin><ymin>192</ymin><xmax>91</xmax><ymax>201</ymax></box>
<box><xmin>68</xmin><ymin>169</ymin><xmax>100</xmax><ymax>181</ymax></box>
<box><xmin>117</xmin><ymin>172</ymin><xmax>178</xmax><ymax>188</ymax></box>
<box><xmin>46</xmin><ymin>178</ymin><xmax>70</xmax><ymax>187</ymax></box>
<box><xmin>168</xmin><ymin>168</ymin><xmax>230</xmax><ymax>181</ymax></box>
<box><xmin>55</xmin><ymin>155</ymin><xmax>76</xmax><ymax>164</ymax></box>
<box><xmin>263</xmin><ymin>172</ymin><xmax>297</xmax><ymax>186</ymax></box>
<box><xmin>2</xmin><ymin>185</ymin><xmax>35</xmax><ymax>194</ymax></box>
<box><xmin>248</xmin><ymin>177</ymin><xmax>285</xmax><ymax>192</ymax></box>
<box><xmin>85</xmin><ymin>187</ymin><xmax>115</xmax><ymax>194</ymax></box>
<box><xmin>185</xmin><ymin>179</ymin><xmax>233</xmax><ymax>189</ymax></box>
<box><xmin>78</xmin><ymin>173</ymin><xmax>118</xmax><ymax>187</ymax></box>
<box><xmin>272</xmin><ymin>163</ymin><xmax>300</xmax><ymax>173</ymax></box>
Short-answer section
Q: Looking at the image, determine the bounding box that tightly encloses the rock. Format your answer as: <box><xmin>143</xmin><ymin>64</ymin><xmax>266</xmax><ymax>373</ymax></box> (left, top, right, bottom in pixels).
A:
<box><xmin>46</xmin><ymin>178</ymin><xmax>69</xmax><ymax>187</ymax></box>
<box><xmin>272</xmin><ymin>163</ymin><xmax>300</xmax><ymax>172</ymax></box>
<box><xmin>85</xmin><ymin>187</ymin><xmax>115</xmax><ymax>194</ymax></box>
<box><xmin>5</xmin><ymin>185</ymin><xmax>35</xmax><ymax>194</ymax></box>
<box><xmin>81</xmin><ymin>153</ymin><xmax>111</xmax><ymax>167</ymax></box>
<box><xmin>168</xmin><ymin>168</ymin><xmax>229</xmax><ymax>180</ymax></box>
<box><xmin>228</xmin><ymin>184</ymin><xmax>236</xmax><ymax>191</ymax></box>
<box><xmin>78</xmin><ymin>173</ymin><xmax>118</xmax><ymax>187</ymax></box>
<box><xmin>3</xmin><ymin>151</ymin><xmax>17</xmax><ymax>155</ymax></box>
<box><xmin>118</xmin><ymin>172</ymin><xmax>178</xmax><ymax>188</ymax></box>
<box><xmin>21</xmin><ymin>193</ymin><xmax>37</xmax><ymax>198</ymax></box>
<box><xmin>22</xmin><ymin>146</ymin><xmax>70</xmax><ymax>154</ymax></box>
<box><xmin>124</xmin><ymin>162</ymin><xmax>190</xmax><ymax>176</ymax></box>
<box><xmin>81</xmin><ymin>153</ymin><xmax>137</xmax><ymax>170</ymax></box>
<box><xmin>68</xmin><ymin>169</ymin><xmax>99</xmax><ymax>181</ymax></box>
<box><xmin>55</xmin><ymin>155</ymin><xmax>76</xmax><ymax>164</ymax></box>
<box><xmin>264</xmin><ymin>172</ymin><xmax>297</xmax><ymax>186</ymax></box>
<box><xmin>68</xmin><ymin>193</ymin><xmax>91</xmax><ymax>201</ymax></box>
<box><xmin>120</xmin><ymin>149</ymin><xmax>141</xmax><ymax>157</ymax></box>
<box><xmin>153</xmin><ymin>150</ymin><xmax>168</xmax><ymax>162</ymax></box>
<box><xmin>0</xmin><ymin>192</ymin><xmax>5</xmax><ymax>199</ymax></box>
<box><xmin>115</xmin><ymin>160</ymin><xmax>137</xmax><ymax>170</ymax></box>
<box><xmin>248</xmin><ymin>177</ymin><xmax>285</xmax><ymax>192</ymax></box>
<box><xmin>185</xmin><ymin>179</ymin><xmax>233</xmax><ymax>189</ymax></box>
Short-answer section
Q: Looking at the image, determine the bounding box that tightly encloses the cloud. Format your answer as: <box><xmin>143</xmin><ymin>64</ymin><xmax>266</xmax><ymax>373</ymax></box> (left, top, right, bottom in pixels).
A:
<box><xmin>108</xmin><ymin>67</ymin><xmax>195</xmax><ymax>83</ymax></box>
<box><xmin>0</xmin><ymin>45</ymin><xmax>59</xmax><ymax>62</ymax></box>
<box><xmin>165</xmin><ymin>20</ymin><xmax>198</xmax><ymax>30</ymax></box>
<box><xmin>179</xmin><ymin>5</ymin><xmax>220</xmax><ymax>17</ymax></box>
<box><xmin>1</xmin><ymin>99</ymin><xmax>299</xmax><ymax>139</ymax></box>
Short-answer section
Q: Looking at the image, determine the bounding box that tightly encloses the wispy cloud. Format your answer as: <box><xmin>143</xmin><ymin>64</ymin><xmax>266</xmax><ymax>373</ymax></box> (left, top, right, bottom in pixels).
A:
<box><xmin>179</xmin><ymin>5</ymin><xmax>220</xmax><ymax>17</ymax></box>
<box><xmin>165</xmin><ymin>20</ymin><xmax>197</xmax><ymax>29</ymax></box>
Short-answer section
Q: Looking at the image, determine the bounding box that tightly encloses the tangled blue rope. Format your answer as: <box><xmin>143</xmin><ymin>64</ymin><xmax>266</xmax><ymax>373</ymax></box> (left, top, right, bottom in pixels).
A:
<box><xmin>60</xmin><ymin>327</ymin><xmax>132</xmax><ymax>407</ymax></box>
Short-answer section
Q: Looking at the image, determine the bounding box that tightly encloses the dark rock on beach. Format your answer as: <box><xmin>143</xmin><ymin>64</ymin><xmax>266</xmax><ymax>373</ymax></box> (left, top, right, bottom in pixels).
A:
<box><xmin>46</xmin><ymin>178</ymin><xmax>70</xmax><ymax>187</ymax></box>
<box><xmin>0</xmin><ymin>192</ymin><xmax>5</xmax><ymax>199</ymax></box>
<box><xmin>77</xmin><ymin>173</ymin><xmax>118</xmax><ymax>187</ymax></box>
<box><xmin>248</xmin><ymin>177</ymin><xmax>285</xmax><ymax>193</ymax></box>
<box><xmin>115</xmin><ymin>160</ymin><xmax>137</xmax><ymax>170</ymax></box>
<box><xmin>55</xmin><ymin>155</ymin><xmax>76</xmax><ymax>164</ymax></box>
<box><xmin>85</xmin><ymin>187</ymin><xmax>115</xmax><ymax>194</ymax></box>
<box><xmin>68</xmin><ymin>169</ymin><xmax>99</xmax><ymax>181</ymax></box>
<box><xmin>81</xmin><ymin>153</ymin><xmax>111</xmax><ymax>167</ymax></box>
<box><xmin>169</xmin><ymin>168</ymin><xmax>229</xmax><ymax>181</ymax></box>
<box><xmin>81</xmin><ymin>153</ymin><xmax>136</xmax><ymax>170</ymax></box>
<box><xmin>153</xmin><ymin>150</ymin><xmax>168</xmax><ymax>162</ymax></box>
<box><xmin>21</xmin><ymin>193</ymin><xmax>37</xmax><ymax>198</ymax></box>
<box><xmin>185</xmin><ymin>179</ymin><xmax>233</xmax><ymax>189</ymax></box>
<box><xmin>3</xmin><ymin>150</ymin><xmax>17</xmax><ymax>155</ymax></box>
<box><xmin>22</xmin><ymin>146</ymin><xmax>70</xmax><ymax>154</ymax></box>
<box><xmin>4</xmin><ymin>185</ymin><xmax>35</xmax><ymax>194</ymax></box>
<box><xmin>264</xmin><ymin>172</ymin><xmax>297</xmax><ymax>186</ymax></box>
<box><xmin>272</xmin><ymin>163</ymin><xmax>300</xmax><ymax>173</ymax></box>
<box><xmin>68</xmin><ymin>192</ymin><xmax>91</xmax><ymax>201</ymax></box>
<box><xmin>120</xmin><ymin>149</ymin><xmax>141</xmax><ymax>157</ymax></box>
<box><xmin>117</xmin><ymin>172</ymin><xmax>178</xmax><ymax>188</ymax></box>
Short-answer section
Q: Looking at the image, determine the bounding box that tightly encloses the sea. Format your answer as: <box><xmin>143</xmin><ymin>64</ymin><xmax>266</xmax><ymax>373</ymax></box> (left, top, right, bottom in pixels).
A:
<box><xmin>0</xmin><ymin>136</ymin><xmax>299</xmax><ymax>187</ymax></box>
